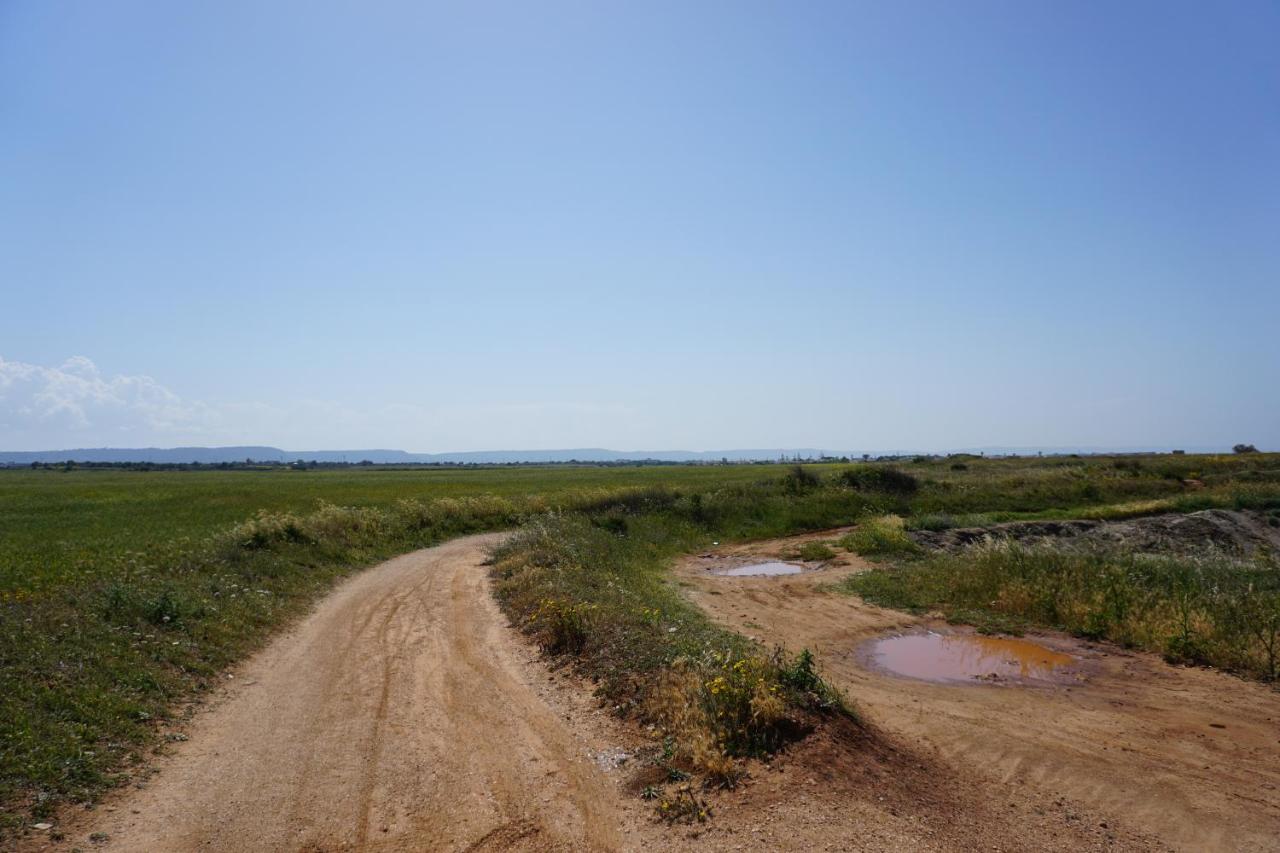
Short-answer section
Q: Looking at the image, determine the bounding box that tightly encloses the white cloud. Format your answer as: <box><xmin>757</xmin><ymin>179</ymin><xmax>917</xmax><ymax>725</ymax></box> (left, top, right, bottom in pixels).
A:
<box><xmin>0</xmin><ymin>355</ymin><xmax>213</xmax><ymax>446</ymax></box>
<box><xmin>0</xmin><ymin>355</ymin><xmax>648</xmax><ymax>451</ymax></box>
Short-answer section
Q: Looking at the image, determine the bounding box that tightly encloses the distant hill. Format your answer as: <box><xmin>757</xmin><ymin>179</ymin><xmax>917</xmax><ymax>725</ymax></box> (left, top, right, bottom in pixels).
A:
<box><xmin>0</xmin><ymin>446</ymin><xmax>835</xmax><ymax>465</ymax></box>
<box><xmin>0</xmin><ymin>444</ymin><xmax>1232</xmax><ymax>465</ymax></box>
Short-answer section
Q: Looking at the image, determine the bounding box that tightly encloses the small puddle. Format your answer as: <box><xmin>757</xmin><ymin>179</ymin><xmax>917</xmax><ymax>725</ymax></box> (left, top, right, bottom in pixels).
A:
<box><xmin>866</xmin><ymin>632</ymin><xmax>1076</xmax><ymax>684</ymax></box>
<box><xmin>712</xmin><ymin>561</ymin><xmax>806</xmax><ymax>577</ymax></box>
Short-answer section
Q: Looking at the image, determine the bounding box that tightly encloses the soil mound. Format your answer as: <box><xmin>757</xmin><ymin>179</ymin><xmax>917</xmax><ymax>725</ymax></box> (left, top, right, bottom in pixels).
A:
<box><xmin>911</xmin><ymin>509</ymin><xmax>1280</xmax><ymax>556</ymax></box>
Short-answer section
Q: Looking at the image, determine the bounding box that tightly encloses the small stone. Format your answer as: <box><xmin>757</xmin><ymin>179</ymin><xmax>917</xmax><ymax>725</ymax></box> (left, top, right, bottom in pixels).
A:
<box><xmin>33</xmin><ymin>822</ymin><xmax>53</xmax><ymax>830</ymax></box>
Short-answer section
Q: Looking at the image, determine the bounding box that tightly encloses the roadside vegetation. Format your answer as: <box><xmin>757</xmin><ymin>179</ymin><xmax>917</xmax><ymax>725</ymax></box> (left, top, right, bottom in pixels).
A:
<box><xmin>488</xmin><ymin>487</ymin><xmax>858</xmax><ymax>791</ymax></box>
<box><xmin>835</xmin><ymin>454</ymin><xmax>1280</xmax><ymax>683</ymax></box>
<box><xmin>847</xmin><ymin>541</ymin><xmax>1280</xmax><ymax>680</ymax></box>
<box><xmin>3</xmin><ymin>452</ymin><xmax>1279</xmax><ymax>831</ymax></box>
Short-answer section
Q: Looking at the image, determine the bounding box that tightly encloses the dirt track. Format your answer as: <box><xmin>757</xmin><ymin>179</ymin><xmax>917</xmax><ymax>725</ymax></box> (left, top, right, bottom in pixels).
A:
<box><xmin>25</xmin><ymin>534</ymin><xmax>628</xmax><ymax>852</ymax></box>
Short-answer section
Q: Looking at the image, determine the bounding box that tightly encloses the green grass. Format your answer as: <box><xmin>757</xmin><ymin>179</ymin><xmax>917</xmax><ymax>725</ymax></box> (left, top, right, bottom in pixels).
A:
<box><xmin>834</xmin><ymin>452</ymin><xmax>1280</xmax><ymax>682</ymax></box>
<box><xmin>794</xmin><ymin>541</ymin><xmax>837</xmax><ymax>561</ymax></box>
<box><xmin>0</xmin><ymin>465</ymin><xmax>823</xmax><ymax>597</ymax></box>
<box><xmin>844</xmin><ymin>543</ymin><xmax>1280</xmax><ymax>680</ymax></box>
<box><xmin>838</xmin><ymin>515</ymin><xmax>921</xmax><ymax>556</ymax></box>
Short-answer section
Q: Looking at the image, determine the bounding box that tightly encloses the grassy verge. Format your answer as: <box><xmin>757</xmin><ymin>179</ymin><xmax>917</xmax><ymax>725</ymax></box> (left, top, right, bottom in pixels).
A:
<box><xmin>845</xmin><ymin>543</ymin><xmax>1280</xmax><ymax>681</ymax></box>
<box><xmin>489</xmin><ymin>485</ymin><xmax>864</xmax><ymax>794</ymax></box>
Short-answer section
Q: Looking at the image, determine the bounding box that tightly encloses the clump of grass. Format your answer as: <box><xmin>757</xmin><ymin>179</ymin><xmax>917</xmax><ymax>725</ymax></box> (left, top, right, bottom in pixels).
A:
<box><xmin>839</xmin><ymin>515</ymin><xmax>921</xmax><ymax>557</ymax></box>
<box><xmin>781</xmin><ymin>465</ymin><xmax>822</xmax><ymax>494</ymax></box>
<box><xmin>905</xmin><ymin>512</ymin><xmax>998</xmax><ymax>532</ymax></box>
<box><xmin>844</xmin><ymin>541</ymin><xmax>1280</xmax><ymax>681</ymax></box>
<box><xmin>532</xmin><ymin>598</ymin><xmax>595</xmax><ymax>654</ymax></box>
<box><xmin>836</xmin><ymin>466</ymin><xmax>920</xmax><ymax>495</ymax></box>
<box><xmin>795</xmin><ymin>541</ymin><xmax>837</xmax><ymax>561</ymax></box>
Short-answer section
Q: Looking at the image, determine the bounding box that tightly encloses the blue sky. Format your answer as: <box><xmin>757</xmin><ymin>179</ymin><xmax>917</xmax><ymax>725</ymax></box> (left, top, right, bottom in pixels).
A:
<box><xmin>1</xmin><ymin>1</ymin><xmax>1277</xmax><ymax>452</ymax></box>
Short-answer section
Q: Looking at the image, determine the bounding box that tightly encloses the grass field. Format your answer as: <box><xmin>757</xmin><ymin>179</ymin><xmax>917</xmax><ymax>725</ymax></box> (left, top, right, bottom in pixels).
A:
<box><xmin>4</xmin><ymin>453</ymin><xmax>1279</xmax><ymax>832</ymax></box>
<box><xmin>0</xmin><ymin>465</ymin><xmax>800</xmax><ymax>596</ymax></box>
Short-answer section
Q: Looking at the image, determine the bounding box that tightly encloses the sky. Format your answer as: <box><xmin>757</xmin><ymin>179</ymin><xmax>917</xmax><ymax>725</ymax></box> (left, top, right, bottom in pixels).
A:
<box><xmin>1</xmin><ymin>1</ymin><xmax>1277</xmax><ymax>453</ymax></box>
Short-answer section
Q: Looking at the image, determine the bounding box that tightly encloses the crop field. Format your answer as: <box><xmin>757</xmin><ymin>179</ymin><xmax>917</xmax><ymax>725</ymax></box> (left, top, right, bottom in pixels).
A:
<box><xmin>3</xmin><ymin>453</ymin><xmax>1280</xmax><ymax>837</ymax></box>
<box><xmin>0</xmin><ymin>464</ymin><xmax>805</xmax><ymax>597</ymax></box>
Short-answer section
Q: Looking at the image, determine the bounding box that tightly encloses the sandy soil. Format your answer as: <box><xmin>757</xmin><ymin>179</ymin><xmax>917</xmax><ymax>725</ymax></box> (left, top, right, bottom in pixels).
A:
<box><xmin>675</xmin><ymin>531</ymin><xmax>1280</xmax><ymax>853</ymax></box>
<box><xmin>18</xmin><ymin>531</ymin><xmax>1278</xmax><ymax>852</ymax></box>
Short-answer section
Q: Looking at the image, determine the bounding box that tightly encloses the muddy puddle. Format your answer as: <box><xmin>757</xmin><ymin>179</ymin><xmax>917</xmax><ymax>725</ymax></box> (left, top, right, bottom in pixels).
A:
<box><xmin>864</xmin><ymin>632</ymin><xmax>1079</xmax><ymax>685</ymax></box>
<box><xmin>712</xmin><ymin>561</ymin><xmax>807</xmax><ymax>577</ymax></box>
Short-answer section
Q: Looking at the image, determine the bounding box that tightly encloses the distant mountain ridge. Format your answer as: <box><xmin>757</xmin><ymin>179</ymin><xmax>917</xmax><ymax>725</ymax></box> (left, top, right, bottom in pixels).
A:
<box><xmin>0</xmin><ymin>444</ymin><xmax>1231</xmax><ymax>465</ymax></box>
<box><xmin>0</xmin><ymin>446</ymin><xmax>834</xmax><ymax>465</ymax></box>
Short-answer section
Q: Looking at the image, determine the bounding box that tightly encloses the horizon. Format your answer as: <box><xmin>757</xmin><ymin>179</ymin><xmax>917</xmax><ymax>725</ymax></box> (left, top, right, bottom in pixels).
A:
<box><xmin>0</xmin><ymin>441</ymin><xmax>1255</xmax><ymax>466</ymax></box>
<box><xmin>3</xmin><ymin>3</ymin><xmax>1277</xmax><ymax>451</ymax></box>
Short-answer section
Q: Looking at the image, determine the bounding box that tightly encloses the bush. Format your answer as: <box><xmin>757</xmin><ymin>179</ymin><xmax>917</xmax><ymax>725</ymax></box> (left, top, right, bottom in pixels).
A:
<box><xmin>796</xmin><ymin>541</ymin><xmax>836</xmax><ymax>561</ymax></box>
<box><xmin>836</xmin><ymin>466</ymin><xmax>919</xmax><ymax>495</ymax></box>
<box><xmin>532</xmin><ymin>597</ymin><xmax>594</xmax><ymax>654</ymax></box>
<box><xmin>781</xmin><ymin>465</ymin><xmax>822</xmax><ymax>494</ymax></box>
<box><xmin>840</xmin><ymin>515</ymin><xmax>921</xmax><ymax>556</ymax></box>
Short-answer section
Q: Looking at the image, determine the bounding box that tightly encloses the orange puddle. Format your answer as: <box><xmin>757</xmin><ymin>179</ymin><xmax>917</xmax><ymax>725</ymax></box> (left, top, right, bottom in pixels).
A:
<box><xmin>867</xmin><ymin>632</ymin><xmax>1076</xmax><ymax>684</ymax></box>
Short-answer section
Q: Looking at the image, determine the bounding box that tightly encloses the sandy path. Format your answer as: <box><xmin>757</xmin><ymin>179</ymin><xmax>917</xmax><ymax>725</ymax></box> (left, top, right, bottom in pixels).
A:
<box><xmin>677</xmin><ymin>534</ymin><xmax>1280</xmax><ymax>853</ymax></box>
<box><xmin>34</xmin><ymin>534</ymin><xmax>624</xmax><ymax>852</ymax></box>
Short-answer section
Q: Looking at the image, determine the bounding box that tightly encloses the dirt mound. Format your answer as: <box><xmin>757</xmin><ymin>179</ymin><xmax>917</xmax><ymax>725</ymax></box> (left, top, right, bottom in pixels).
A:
<box><xmin>910</xmin><ymin>509</ymin><xmax>1280</xmax><ymax>556</ymax></box>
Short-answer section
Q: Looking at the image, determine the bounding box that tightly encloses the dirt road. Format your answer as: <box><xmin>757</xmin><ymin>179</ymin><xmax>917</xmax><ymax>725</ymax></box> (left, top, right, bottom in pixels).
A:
<box><xmin>30</xmin><ymin>534</ymin><xmax>629</xmax><ymax>852</ymax></box>
<box><xmin>677</xmin><ymin>531</ymin><xmax>1280</xmax><ymax>853</ymax></box>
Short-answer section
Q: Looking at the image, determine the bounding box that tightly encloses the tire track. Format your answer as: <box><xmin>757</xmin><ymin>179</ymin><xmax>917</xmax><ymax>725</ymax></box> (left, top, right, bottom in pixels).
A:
<box><xmin>25</xmin><ymin>534</ymin><xmax>626</xmax><ymax>853</ymax></box>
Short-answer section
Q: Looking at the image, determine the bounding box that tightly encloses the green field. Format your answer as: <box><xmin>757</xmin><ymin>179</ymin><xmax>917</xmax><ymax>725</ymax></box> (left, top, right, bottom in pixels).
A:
<box><xmin>0</xmin><ymin>464</ymin><xmax>799</xmax><ymax>597</ymax></box>
<box><xmin>3</xmin><ymin>453</ymin><xmax>1279</xmax><ymax>832</ymax></box>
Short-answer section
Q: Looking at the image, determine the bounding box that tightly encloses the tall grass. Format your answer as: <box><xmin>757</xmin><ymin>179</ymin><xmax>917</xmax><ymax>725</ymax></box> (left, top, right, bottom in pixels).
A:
<box><xmin>838</xmin><ymin>515</ymin><xmax>921</xmax><ymax>556</ymax></box>
<box><xmin>847</xmin><ymin>542</ymin><xmax>1280</xmax><ymax>681</ymax></box>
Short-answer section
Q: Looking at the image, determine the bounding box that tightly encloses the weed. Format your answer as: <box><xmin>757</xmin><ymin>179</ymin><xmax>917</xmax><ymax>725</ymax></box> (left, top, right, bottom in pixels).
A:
<box><xmin>844</xmin><ymin>541</ymin><xmax>1280</xmax><ymax>681</ymax></box>
<box><xmin>782</xmin><ymin>465</ymin><xmax>822</xmax><ymax>494</ymax></box>
<box><xmin>532</xmin><ymin>598</ymin><xmax>594</xmax><ymax>654</ymax></box>
<box><xmin>795</xmin><ymin>541</ymin><xmax>836</xmax><ymax>561</ymax></box>
<box><xmin>837</xmin><ymin>466</ymin><xmax>920</xmax><ymax>495</ymax></box>
<box><xmin>839</xmin><ymin>516</ymin><xmax>921</xmax><ymax>556</ymax></box>
<box><xmin>657</xmin><ymin>784</ymin><xmax>711</xmax><ymax>824</ymax></box>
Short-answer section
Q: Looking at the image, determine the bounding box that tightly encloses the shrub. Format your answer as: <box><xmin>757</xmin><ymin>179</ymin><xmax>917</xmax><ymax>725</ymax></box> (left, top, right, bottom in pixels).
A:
<box><xmin>781</xmin><ymin>465</ymin><xmax>822</xmax><ymax>494</ymax></box>
<box><xmin>836</xmin><ymin>466</ymin><xmax>919</xmax><ymax>495</ymax></box>
<box><xmin>796</xmin><ymin>541</ymin><xmax>836</xmax><ymax>561</ymax></box>
<box><xmin>531</xmin><ymin>597</ymin><xmax>595</xmax><ymax>654</ymax></box>
<box><xmin>839</xmin><ymin>515</ymin><xmax>921</xmax><ymax>556</ymax></box>
<box><xmin>233</xmin><ymin>510</ymin><xmax>312</xmax><ymax>548</ymax></box>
